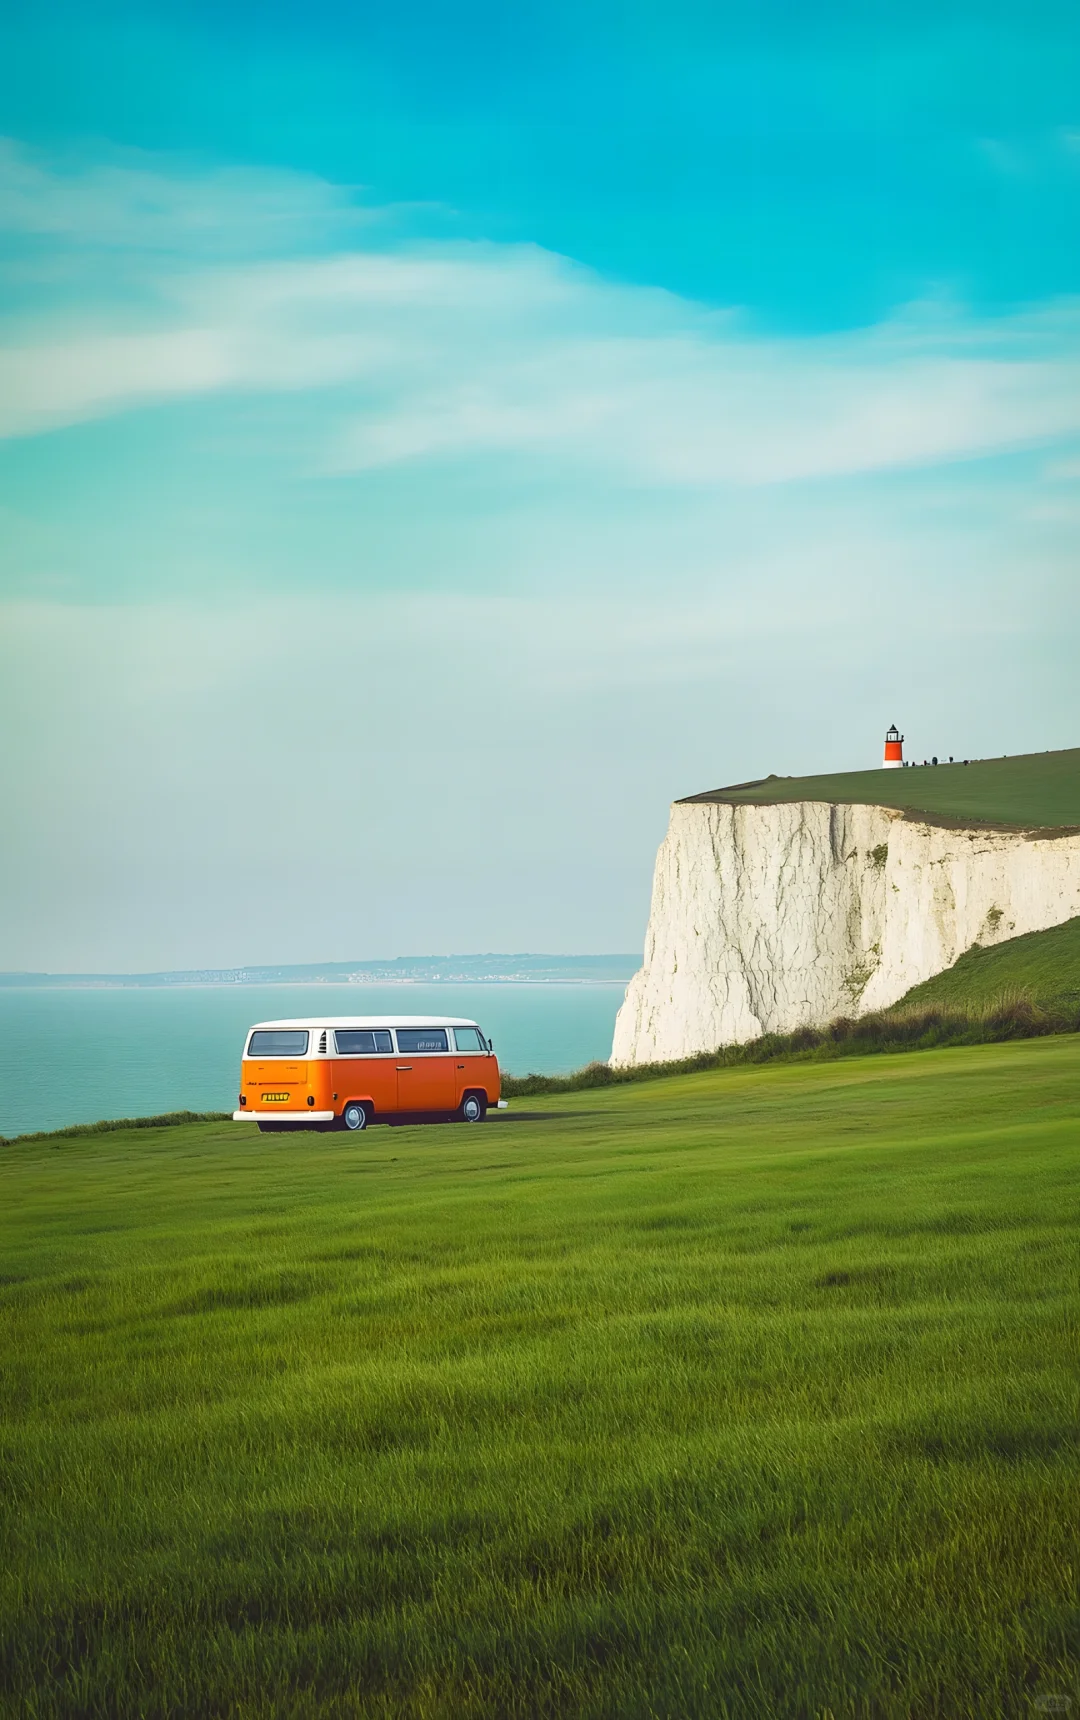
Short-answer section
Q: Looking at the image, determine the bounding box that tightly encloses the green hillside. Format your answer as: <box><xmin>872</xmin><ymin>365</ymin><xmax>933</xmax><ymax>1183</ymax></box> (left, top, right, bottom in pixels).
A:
<box><xmin>2</xmin><ymin>1043</ymin><xmax>1077</xmax><ymax>1718</ymax></box>
<box><xmin>682</xmin><ymin>744</ymin><xmax>1080</xmax><ymax>829</ymax></box>
<box><xmin>891</xmin><ymin>914</ymin><xmax>1080</xmax><ymax>1012</ymax></box>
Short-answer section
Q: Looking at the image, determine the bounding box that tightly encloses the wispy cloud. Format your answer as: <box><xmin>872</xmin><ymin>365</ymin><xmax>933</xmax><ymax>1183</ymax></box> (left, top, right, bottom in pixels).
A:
<box><xmin>0</xmin><ymin>136</ymin><xmax>364</xmax><ymax>254</ymax></box>
<box><xmin>3</xmin><ymin>141</ymin><xmax>1080</xmax><ymax>485</ymax></box>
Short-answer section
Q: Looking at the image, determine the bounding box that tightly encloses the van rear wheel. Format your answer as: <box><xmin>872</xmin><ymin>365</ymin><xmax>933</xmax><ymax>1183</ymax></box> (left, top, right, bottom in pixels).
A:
<box><xmin>460</xmin><ymin>1093</ymin><xmax>486</xmax><ymax>1123</ymax></box>
<box><xmin>342</xmin><ymin>1101</ymin><xmax>371</xmax><ymax>1132</ymax></box>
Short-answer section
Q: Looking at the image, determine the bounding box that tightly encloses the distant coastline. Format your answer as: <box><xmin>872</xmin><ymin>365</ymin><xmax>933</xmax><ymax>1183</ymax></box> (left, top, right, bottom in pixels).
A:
<box><xmin>0</xmin><ymin>954</ymin><xmax>640</xmax><ymax>990</ymax></box>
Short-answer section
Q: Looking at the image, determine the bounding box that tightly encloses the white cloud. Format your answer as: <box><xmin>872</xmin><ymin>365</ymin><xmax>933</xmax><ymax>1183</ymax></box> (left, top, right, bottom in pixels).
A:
<box><xmin>0</xmin><ymin>136</ymin><xmax>363</xmax><ymax>254</ymax></box>
<box><xmin>3</xmin><ymin>142</ymin><xmax>1080</xmax><ymax>483</ymax></box>
<box><xmin>1045</xmin><ymin>454</ymin><xmax>1080</xmax><ymax>480</ymax></box>
<box><xmin>0</xmin><ymin>328</ymin><xmax>235</xmax><ymax>432</ymax></box>
<box><xmin>331</xmin><ymin>326</ymin><xmax>1080</xmax><ymax>484</ymax></box>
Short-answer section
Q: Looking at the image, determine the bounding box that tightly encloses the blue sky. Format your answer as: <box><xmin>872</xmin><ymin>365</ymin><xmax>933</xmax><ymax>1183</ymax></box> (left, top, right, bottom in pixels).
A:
<box><xmin>1</xmin><ymin>1</ymin><xmax>1078</xmax><ymax>969</ymax></box>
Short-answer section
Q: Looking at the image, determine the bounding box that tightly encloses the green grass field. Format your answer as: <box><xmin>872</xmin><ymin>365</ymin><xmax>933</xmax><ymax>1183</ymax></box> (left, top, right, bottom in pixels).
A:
<box><xmin>2</xmin><ymin>1042</ymin><xmax>1078</xmax><ymax>1718</ymax></box>
<box><xmin>683</xmin><ymin>744</ymin><xmax>1080</xmax><ymax>829</ymax></box>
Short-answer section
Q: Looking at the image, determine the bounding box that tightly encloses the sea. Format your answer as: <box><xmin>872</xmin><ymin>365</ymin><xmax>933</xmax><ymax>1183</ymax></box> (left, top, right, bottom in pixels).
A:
<box><xmin>0</xmin><ymin>983</ymin><xmax>629</xmax><ymax>1140</ymax></box>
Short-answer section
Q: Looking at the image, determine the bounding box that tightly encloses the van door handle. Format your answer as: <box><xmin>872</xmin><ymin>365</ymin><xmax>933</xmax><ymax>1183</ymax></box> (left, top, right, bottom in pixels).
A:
<box><xmin>396</xmin><ymin>1065</ymin><xmax>412</xmax><ymax>1071</ymax></box>
<box><xmin>457</xmin><ymin>1063</ymin><xmax>465</xmax><ymax>1069</ymax></box>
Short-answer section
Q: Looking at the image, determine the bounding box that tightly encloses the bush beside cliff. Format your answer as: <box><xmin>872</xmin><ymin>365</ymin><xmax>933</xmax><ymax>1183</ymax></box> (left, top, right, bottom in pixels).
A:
<box><xmin>503</xmin><ymin>992</ymin><xmax>1080</xmax><ymax>1095</ymax></box>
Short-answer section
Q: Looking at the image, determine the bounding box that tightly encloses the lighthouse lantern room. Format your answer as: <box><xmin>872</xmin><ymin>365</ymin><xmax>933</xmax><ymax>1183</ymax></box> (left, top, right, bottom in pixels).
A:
<box><xmin>883</xmin><ymin>724</ymin><xmax>904</xmax><ymax>769</ymax></box>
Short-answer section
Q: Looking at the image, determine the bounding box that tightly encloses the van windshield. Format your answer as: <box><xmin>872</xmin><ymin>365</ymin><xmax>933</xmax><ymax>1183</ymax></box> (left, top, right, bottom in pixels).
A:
<box><xmin>247</xmin><ymin>1029</ymin><xmax>309</xmax><ymax>1057</ymax></box>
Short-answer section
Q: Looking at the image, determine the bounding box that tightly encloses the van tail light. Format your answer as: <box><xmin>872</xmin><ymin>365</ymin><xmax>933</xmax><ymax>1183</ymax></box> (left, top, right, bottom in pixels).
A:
<box><xmin>307</xmin><ymin>1094</ymin><xmax>315</xmax><ymax>1106</ymax></box>
<box><xmin>239</xmin><ymin>1095</ymin><xmax>247</xmax><ymax>1107</ymax></box>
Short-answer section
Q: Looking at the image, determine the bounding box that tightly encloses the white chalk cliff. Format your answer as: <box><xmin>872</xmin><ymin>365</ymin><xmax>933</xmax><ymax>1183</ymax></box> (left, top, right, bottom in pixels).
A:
<box><xmin>611</xmin><ymin>799</ymin><xmax>1080</xmax><ymax>1066</ymax></box>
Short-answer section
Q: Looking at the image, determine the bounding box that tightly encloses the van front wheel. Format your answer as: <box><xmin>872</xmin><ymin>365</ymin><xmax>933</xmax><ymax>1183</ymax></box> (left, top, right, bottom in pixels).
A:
<box><xmin>342</xmin><ymin>1101</ymin><xmax>371</xmax><ymax>1132</ymax></box>
<box><xmin>459</xmin><ymin>1093</ymin><xmax>487</xmax><ymax>1123</ymax></box>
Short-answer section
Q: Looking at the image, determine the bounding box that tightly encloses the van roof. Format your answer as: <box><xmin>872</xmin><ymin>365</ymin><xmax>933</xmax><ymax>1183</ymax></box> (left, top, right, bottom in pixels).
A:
<box><xmin>247</xmin><ymin>1016</ymin><xmax>480</xmax><ymax>1030</ymax></box>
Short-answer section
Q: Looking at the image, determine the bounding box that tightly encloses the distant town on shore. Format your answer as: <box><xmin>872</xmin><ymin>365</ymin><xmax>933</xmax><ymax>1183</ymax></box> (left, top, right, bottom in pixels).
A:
<box><xmin>0</xmin><ymin>954</ymin><xmax>642</xmax><ymax>989</ymax></box>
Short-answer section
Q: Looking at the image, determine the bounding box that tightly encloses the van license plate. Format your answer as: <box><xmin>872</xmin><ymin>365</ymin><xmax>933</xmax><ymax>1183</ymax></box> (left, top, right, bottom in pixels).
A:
<box><xmin>263</xmin><ymin>1092</ymin><xmax>290</xmax><ymax>1102</ymax></box>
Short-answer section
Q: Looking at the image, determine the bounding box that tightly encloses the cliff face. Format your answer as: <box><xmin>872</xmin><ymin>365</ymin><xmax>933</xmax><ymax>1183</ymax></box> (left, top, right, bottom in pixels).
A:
<box><xmin>611</xmin><ymin>800</ymin><xmax>1080</xmax><ymax>1066</ymax></box>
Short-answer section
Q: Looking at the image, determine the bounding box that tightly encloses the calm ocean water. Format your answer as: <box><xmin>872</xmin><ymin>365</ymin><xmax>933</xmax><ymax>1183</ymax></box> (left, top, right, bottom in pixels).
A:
<box><xmin>0</xmin><ymin>983</ymin><xmax>629</xmax><ymax>1139</ymax></box>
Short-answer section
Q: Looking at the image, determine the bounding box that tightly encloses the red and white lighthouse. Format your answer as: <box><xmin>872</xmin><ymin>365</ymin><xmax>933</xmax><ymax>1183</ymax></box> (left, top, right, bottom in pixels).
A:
<box><xmin>883</xmin><ymin>724</ymin><xmax>904</xmax><ymax>769</ymax></box>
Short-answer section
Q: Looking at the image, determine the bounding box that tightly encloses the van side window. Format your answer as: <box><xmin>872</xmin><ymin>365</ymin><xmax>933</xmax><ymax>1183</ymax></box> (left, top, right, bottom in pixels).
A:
<box><xmin>396</xmin><ymin>1028</ymin><xmax>449</xmax><ymax>1053</ymax></box>
<box><xmin>453</xmin><ymin>1027</ymin><xmax>487</xmax><ymax>1052</ymax></box>
<box><xmin>248</xmin><ymin>1030</ymin><xmax>309</xmax><ymax>1056</ymax></box>
<box><xmin>335</xmin><ymin>1030</ymin><xmax>393</xmax><ymax>1055</ymax></box>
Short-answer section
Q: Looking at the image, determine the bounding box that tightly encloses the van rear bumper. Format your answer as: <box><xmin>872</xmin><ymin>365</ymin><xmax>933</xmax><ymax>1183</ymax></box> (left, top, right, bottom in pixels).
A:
<box><xmin>233</xmin><ymin>1109</ymin><xmax>335</xmax><ymax>1123</ymax></box>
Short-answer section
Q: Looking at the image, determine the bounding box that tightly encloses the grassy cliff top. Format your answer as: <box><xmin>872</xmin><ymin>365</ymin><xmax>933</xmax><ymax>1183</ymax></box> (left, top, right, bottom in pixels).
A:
<box><xmin>680</xmin><ymin>745</ymin><xmax>1080</xmax><ymax>829</ymax></box>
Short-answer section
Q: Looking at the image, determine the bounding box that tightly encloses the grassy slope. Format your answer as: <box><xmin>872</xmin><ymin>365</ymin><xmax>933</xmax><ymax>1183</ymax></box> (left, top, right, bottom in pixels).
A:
<box><xmin>681</xmin><ymin>744</ymin><xmax>1080</xmax><ymax>828</ymax></box>
<box><xmin>2</xmin><ymin>1043</ymin><xmax>1078</xmax><ymax>1718</ymax></box>
<box><xmin>891</xmin><ymin>915</ymin><xmax>1080</xmax><ymax>1012</ymax></box>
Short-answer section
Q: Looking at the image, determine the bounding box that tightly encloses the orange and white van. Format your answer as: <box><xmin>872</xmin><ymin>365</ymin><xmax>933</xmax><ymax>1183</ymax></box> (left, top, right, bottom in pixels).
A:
<box><xmin>232</xmin><ymin>1015</ymin><xmax>505</xmax><ymax>1132</ymax></box>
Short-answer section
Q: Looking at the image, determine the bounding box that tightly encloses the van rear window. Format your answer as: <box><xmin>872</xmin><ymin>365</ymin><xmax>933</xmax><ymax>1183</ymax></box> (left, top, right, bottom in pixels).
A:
<box><xmin>248</xmin><ymin>1030</ymin><xmax>309</xmax><ymax>1057</ymax></box>
<box><xmin>396</xmin><ymin>1028</ymin><xmax>449</xmax><ymax>1053</ymax></box>
<box><xmin>335</xmin><ymin>1030</ymin><xmax>393</xmax><ymax>1055</ymax></box>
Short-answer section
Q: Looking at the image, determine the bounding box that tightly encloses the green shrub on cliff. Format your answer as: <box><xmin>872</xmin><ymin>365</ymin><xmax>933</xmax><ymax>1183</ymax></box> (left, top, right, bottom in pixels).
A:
<box><xmin>502</xmin><ymin>990</ymin><xmax>1080</xmax><ymax>1095</ymax></box>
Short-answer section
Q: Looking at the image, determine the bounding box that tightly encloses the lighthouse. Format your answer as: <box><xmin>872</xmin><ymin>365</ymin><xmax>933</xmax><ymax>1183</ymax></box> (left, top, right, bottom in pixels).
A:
<box><xmin>883</xmin><ymin>724</ymin><xmax>904</xmax><ymax>769</ymax></box>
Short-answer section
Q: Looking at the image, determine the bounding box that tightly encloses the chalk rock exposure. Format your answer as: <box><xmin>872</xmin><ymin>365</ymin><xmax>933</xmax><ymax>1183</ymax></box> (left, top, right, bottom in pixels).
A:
<box><xmin>611</xmin><ymin>799</ymin><xmax>1080</xmax><ymax>1066</ymax></box>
